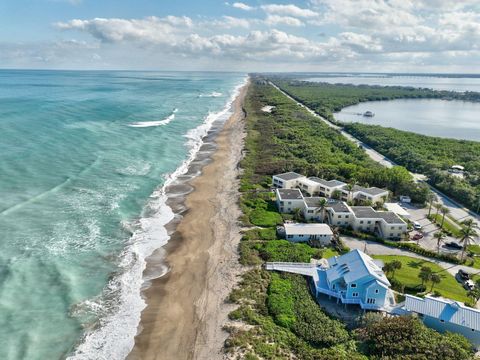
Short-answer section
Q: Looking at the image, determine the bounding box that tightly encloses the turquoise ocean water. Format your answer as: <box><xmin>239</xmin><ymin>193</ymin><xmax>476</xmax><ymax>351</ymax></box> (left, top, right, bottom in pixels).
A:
<box><xmin>0</xmin><ymin>70</ymin><xmax>246</xmax><ymax>360</ymax></box>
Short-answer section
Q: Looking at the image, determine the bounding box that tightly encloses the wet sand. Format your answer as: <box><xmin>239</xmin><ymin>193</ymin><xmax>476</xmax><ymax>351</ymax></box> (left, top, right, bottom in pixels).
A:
<box><xmin>128</xmin><ymin>81</ymin><xmax>248</xmax><ymax>360</ymax></box>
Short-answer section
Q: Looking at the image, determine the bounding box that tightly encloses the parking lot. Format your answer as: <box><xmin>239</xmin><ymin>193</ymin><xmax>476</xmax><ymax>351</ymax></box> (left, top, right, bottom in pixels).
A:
<box><xmin>400</xmin><ymin>202</ymin><xmax>467</xmax><ymax>255</ymax></box>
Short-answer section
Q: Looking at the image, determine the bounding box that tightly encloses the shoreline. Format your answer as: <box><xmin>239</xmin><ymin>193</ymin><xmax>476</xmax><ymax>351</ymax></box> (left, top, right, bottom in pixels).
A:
<box><xmin>128</xmin><ymin>80</ymin><xmax>248</xmax><ymax>360</ymax></box>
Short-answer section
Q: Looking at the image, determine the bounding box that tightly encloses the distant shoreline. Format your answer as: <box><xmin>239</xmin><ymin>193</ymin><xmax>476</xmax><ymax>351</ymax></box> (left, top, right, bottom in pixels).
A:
<box><xmin>128</xmin><ymin>80</ymin><xmax>249</xmax><ymax>359</ymax></box>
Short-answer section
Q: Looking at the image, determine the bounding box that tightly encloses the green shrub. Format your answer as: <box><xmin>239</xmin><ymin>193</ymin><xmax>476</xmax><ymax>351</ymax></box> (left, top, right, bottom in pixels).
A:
<box><xmin>267</xmin><ymin>273</ymin><xmax>296</xmax><ymax>328</ymax></box>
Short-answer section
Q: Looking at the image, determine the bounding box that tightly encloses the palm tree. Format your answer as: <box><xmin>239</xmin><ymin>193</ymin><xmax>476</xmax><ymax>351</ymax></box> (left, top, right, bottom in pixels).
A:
<box><xmin>468</xmin><ymin>287</ymin><xmax>480</xmax><ymax>303</ymax></box>
<box><xmin>429</xmin><ymin>273</ymin><xmax>441</xmax><ymax>292</ymax></box>
<box><xmin>390</xmin><ymin>260</ymin><xmax>402</xmax><ymax>278</ymax></box>
<box><xmin>433</xmin><ymin>231</ymin><xmax>446</xmax><ymax>254</ymax></box>
<box><xmin>293</xmin><ymin>207</ymin><xmax>303</xmax><ymax>222</ymax></box>
<box><xmin>459</xmin><ymin>225</ymin><xmax>478</xmax><ymax>261</ymax></box>
<box><xmin>440</xmin><ymin>207</ymin><xmax>450</xmax><ymax>229</ymax></box>
<box><xmin>461</xmin><ymin>219</ymin><xmax>477</xmax><ymax>232</ymax></box>
<box><xmin>434</xmin><ymin>203</ymin><xmax>442</xmax><ymax>218</ymax></box>
<box><xmin>419</xmin><ymin>266</ymin><xmax>432</xmax><ymax>286</ymax></box>
<box><xmin>426</xmin><ymin>192</ymin><xmax>436</xmax><ymax>217</ymax></box>
<box><xmin>314</xmin><ymin>198</ymin><xmax>328</xmax><ymax>222</ymax></box>
<box><xmin>383</xmin><ymin>262</ymin><xmax>394</xmax><ymax>277</ymax></box>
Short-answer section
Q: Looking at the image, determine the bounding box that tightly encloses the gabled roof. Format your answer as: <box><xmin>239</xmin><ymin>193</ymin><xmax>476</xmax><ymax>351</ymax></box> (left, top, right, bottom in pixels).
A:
<box><xmin>284</xmin><ymin>223</ymin><xmax>333</xmax><ymax>236</ymax></box>
<box><xmin>309</xmin><ymin>177</ymin><xmax>346</xmax><ymax>188</ymax></box>
<box><xmin>326</xmin><ymin>249</ymin><xmax>390</xmax><ymax>287</ymax></box>
<box><xmin>273</xmin><ymin>172</ymin><xmax>305</xmax><ymax>181</ymax></box>
<box><xmin>276</xmin><ymin>188</ymin><xmax>303</xmax><ymax>200</ymax></box>
<box><xmin>405</xmin><ymin>295</ymin><xmax>480</xmax><ymax>331</ymax></box>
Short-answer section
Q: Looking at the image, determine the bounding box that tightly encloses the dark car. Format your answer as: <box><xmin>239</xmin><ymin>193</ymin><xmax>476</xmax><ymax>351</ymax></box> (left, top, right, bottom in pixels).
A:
<box><xmin>412</xmin><ymin>233</ymin><xmax>423</xmax><ymax>241</ymax></box>
<box><xmin>445</xmin><ymin>242</ymin><xmax>463</xmax><ymax>250</ymax></box>
<box><xmin>457</xmin><ymin>269</ymin><xmax>470</xmax><ymax>281</ymax></box>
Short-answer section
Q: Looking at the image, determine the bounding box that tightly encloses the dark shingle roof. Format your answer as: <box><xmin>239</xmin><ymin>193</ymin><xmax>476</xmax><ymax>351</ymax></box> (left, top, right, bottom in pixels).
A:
<box><xmin>304</xmin><ymin>197</ymin><xmax>326</xmax><ymax>207</ymax></box>
<box><xmin>351</xmin><ymin>206</ymin><xmax>404</xmax><ymax>224</ymax></box>
<box><xmin>277</xmin><ymin>188</ymin><xmax>303</xmax><ymax>200</ymax></box>
<box><xmin>274</xmin><ymin>172</ymin><xmax>304</xmax><ymax>181</ymax></box>
<box><xmin>327</xmin><ymin>201</ymin><xmax>351</xmax><ymax>213</ymax></box>
<box><xmin>352</xmin><ymin>185</ymin><xmax>388</xmax><ymax>196</ymax></box>
<box><xmin>309</xmin><ymin>177</ymin><xmax>346</xmax><ymax>188</ymax></box>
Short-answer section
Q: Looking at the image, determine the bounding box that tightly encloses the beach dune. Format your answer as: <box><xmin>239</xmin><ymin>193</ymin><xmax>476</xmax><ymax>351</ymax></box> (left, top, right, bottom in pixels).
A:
<box><xmin>128</xmin><ymin>82</ymin><xmax>248</xmax><ymax>360</ymax></box>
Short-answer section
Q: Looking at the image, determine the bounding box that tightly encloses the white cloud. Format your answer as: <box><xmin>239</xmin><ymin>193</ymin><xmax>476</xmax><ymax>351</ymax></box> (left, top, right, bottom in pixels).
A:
<box><xmin>212</xmin><ymin>16</ymin><xmax>251</xmax><ymax>29</ymax></box>
<box><xmin>261</xmin><ymin>4</ymin><xmax>319</xmax><ymax>18</ymax></box>
<box><xmin>231</xmin><ymin>2</ymin><xmax>254</xmax><ymax>11</ymax></box>
<box><xmin>265</xmin><ymin>15</ymin><xmax>304</xmax><ymax>27</ymax></box>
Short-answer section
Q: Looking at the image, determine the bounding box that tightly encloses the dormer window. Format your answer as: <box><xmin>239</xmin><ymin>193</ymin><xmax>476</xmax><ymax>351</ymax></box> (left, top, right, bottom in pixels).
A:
<box><xmin>351</xmin><ymin>283</ymin><xmax>357</xmax><ymax>288</ymax></box>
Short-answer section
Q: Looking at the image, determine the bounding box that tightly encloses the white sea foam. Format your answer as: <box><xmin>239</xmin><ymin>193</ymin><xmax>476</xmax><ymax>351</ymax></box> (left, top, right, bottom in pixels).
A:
<box><xmin>128</xmin><ymin>109</ymin><xmax>178</xmax><ymax>128</ymax></box>
<box><xmin>68</xmin><ymin>76</ymin><xmax>247</xmax><ymax>360</ymax></box>
<box><xmin>199</xmin><ymin>91</ymin><xmax>223</xmax><ymax>98</ymax></box>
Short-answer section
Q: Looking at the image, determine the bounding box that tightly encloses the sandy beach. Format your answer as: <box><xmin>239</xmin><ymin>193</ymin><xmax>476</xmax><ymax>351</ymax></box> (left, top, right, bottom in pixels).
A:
<box><xmin>128</xmin><ymin>81</ymin><xmax>248</xmax><ymax>360</ymax></box>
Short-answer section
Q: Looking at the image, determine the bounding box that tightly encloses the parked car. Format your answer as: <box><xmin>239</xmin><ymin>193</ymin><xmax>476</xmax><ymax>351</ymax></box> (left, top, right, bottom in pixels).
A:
<box><xmin>445</xmin><ymin>241</ymin><xmax>463</xmax><ymax>250</ymax></box>
<box><xmin>464</xmin><ymin>279</ymin><xmax>475</xmax><ymax>291</ymax></box>
<box><xmin>413</xmin><ymin>221</ymin><xmax>422</xmax><ymax>230</ymax></box>
<box><xmin>457</xmin><ymin>269</ymin><xmax>470</xmax><ymax>281</ymax></box>
<box><xmin>412</xmin><ymin>233</ymin><xmax>424</xmax><ymax>241</ymax></box>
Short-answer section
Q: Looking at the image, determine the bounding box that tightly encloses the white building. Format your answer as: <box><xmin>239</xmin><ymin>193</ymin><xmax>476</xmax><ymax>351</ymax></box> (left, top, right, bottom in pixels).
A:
<box><xmin>350</xmin><ymin>207</ymin><xmax>407</xmax><ymax>240</ymax></box>
<box><xmin>384</xmin><ymin>202</ymin><xmax>411</xmax><ymax>219</ymax></box>
<box><xmin>272</xmin><ymin>172</ymin><xmax>305</xmax><ymax>189</ymax></box>
<box><xmin>341</xmin><ymin>185</ymin><xmax>389</xmax><ymax>204</ymax></box>
<box><xmin>275</xmin><ymin>188</ymin><xmax>304</xmax><ymax>213</ymax></box>
<box><xmin>302</xmin><ymin>197</ymin><xmax>325</xmax><ymax>221</ymax></box>
<box><xmin>284</xmin><ymin>223</ymin><xmax>333</xmax><ymax>244</ymax></box>
<box><xmin>308</xmin><ymin>177</ymin><xmax>346</xmax><ymax>197</ymax></box>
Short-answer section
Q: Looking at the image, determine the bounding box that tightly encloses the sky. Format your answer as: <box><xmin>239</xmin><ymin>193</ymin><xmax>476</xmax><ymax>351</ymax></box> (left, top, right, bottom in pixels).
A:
<box><xmin>1</xmin><ymin>0</ymin><xmax>480</xmax><ymax>72</ymax></box>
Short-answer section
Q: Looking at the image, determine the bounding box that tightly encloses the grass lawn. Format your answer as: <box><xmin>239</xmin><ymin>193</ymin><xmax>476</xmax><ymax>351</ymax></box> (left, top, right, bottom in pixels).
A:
<box><xmin>431</xmin><ymin>213</ymin><xmax>462</xmax><ymax>238</ymax></box>
<box><xmin>372</xmin><ymin>255</ymin><xmax>470</xmax><ymax>303</ymax></box>
<box><xmin>321</xmin><ymin>248</ymin><xmax>339</xmax><ymax>259</ymax></box>
<box><xmin>468</xmin><ymin>245</ymin><xmax>480</xmax><ymax>255</ymax></box>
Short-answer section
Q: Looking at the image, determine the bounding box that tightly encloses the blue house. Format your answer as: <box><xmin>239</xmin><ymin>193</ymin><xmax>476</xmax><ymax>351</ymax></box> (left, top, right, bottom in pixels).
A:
<box><xmin>404</xmin><ymin>295</ymin><xmax>480</xmax><ymax>349</ymax></box>
<box><xmin>266</xmin><ymin>249</ymin><xmax>394</xmax><ymax>311</ymax></box>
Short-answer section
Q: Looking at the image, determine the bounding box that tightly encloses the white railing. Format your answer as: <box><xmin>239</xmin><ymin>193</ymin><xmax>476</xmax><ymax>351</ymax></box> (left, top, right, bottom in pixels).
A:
<box><xmin>265</xmin><ymin>262</ymin><xmax>313</xmax><ymax>268</ymax></box>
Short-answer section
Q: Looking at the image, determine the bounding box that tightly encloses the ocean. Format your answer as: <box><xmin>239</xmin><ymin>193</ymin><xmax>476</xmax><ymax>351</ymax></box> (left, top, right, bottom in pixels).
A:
<box><xmin>0</xmin><ymin>70</ymin><xmax>246</xmax><ymax>360</ymax></box>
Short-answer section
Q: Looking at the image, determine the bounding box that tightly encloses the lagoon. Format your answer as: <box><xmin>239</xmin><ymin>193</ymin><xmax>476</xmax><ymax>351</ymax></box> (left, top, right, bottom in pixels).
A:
<box><xmin>334</xmin><ymin>98</ymin><xmax>480</xmax><ymax>141</ymax></box>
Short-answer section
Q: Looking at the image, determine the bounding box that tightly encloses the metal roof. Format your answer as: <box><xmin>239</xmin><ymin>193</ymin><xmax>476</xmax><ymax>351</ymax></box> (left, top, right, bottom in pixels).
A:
<box><xmin>273</xmin><ymin>172</ymin><xmax>305</xmax><ymax>181</ymax></box>
<box><xmin>284</xmin><ymin>223</ymin><xmax>333</xmax><ymax>236</ymax></box>
<box><xmin>326</xmin><ymin>249</ymin><xmax>390</xmax><ymax>287</ymax></box>
<box><xmin>276</xmin><ymin>188</ymin><xmax>303</xmax><ymax>200</ymax></box>
<box><xmin>405</xmin><ymin>295</ymin><xmax>480</xmax><ymax>331</ymax></box>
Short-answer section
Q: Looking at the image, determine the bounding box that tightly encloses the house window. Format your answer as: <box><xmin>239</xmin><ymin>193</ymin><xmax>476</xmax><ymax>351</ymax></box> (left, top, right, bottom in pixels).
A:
<box><xmin>367</xmin><ymin>221</ymin><xmax>371</xmax><ymax>224</ymax></box>
<box><xmin>375</xmin><ymin>289</ymin><xmax>379</xmax><ymax>294</ymax></box>
<box><xmin>287</xmin><ymin>235</ymin><xmax>293</xmax><ymax>239</ymax></box>
<box><xmin>308</xmin><ymin>210</ymin><xmax>313</xmax><ymax>213</ymax></box>
<box><xmin>332</xmin><ymin>284</ymin><xmax>336</xmax><ymax>290</ymax></box>
<box><xmin>390</xmin><ymin>233</ymin><xmax>394</xmax><ymax>237</ymax></box>
<box><xmin>299</xmin><ymin>234</ymin><xmax>304</xmax><ymax>237</ymax></box>
<box><xmin>352</xmin><ymin>292</ymin><xmax>359</xmax><ymax>297</ymax></box>
<box><xmin>351</xmin><ymin>283</ymin><xmax>357</xmax><ymax>288</ymax></box>
<box><xmin>345</xmin><ymin>221</ymin><xmax>349</xmax><ymax>225</ymax></box>
<box><xmin>338</xmin><ymin>215</ymin><xmax>342</xmax><ymax>218</ymax></box>
<box><xmin>440</xmin><ymin>319</ymin><xmax>445</xmax><ymax>323</ymax></box>
<box><xmin>345</xmin><ymin>215</ymin><xmax>349</xmax><ymax>218</ymax></box>
<box><xmin>288</xmin><ymin>201</ymin><xmax>292</xmax><ymax>205</ymax></box>
<box><xmin>367</xmin><ymin>298</ymin><xmax>376</xmax><ymax>304</ymax></box>
<box><xmin>360</xmin><ymin>220</ymin><xmax>364</xmax><ymax>224</ymax></box>
<box><xmin>391</xmin><ymin>226</ymin><xmax>395</xmax><ymax>230</ymax></box>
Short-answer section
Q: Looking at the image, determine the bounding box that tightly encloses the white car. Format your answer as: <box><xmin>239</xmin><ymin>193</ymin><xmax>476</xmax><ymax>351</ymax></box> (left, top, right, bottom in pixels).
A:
<box><xmin>464</xmin><ymin>280</ymin><xmax>475</xmax><ymax>291</ymax></box>
<box><xmin>413</xmin><ymin>221</ymin><xmax>422</xmax><ymax>230</ymax></box>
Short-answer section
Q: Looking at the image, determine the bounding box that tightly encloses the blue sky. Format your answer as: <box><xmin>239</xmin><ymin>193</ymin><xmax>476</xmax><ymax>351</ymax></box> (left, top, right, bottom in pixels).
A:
<box><xmin>1</xmin><ymin>0</ymin><xmax>479</xmax><ymax>71</ymax></box>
